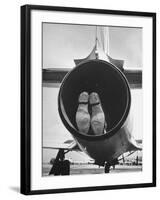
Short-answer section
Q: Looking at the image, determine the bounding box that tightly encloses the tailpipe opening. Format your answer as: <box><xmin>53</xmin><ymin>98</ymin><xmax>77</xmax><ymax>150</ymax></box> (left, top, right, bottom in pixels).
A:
<box><xmin>58</xmin><ymin>60</ymin><xmax>131</xmax><ymax>140</ymax></box>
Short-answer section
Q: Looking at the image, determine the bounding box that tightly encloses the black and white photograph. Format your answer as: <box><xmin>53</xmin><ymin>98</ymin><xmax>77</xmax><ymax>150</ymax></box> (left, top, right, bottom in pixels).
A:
<box><xmin>20</xmin><ymin>5</ymin><xmax>156</xmax><ymax>194</ymax></box>
<box><xmin>42</xmin><ymin>24</ymin><xmax>143</xmax><ymax>176</ymax></box>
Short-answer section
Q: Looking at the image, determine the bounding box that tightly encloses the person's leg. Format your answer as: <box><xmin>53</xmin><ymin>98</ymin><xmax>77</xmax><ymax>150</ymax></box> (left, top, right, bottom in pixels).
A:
<box><xmin>89</xmin><ymin>92</ymin><xmax>106</xmax><ymax>135</ymax></box>
<box><xmin>76</xmin><ymin>92</ymin><xmax>90</xmax><ymax>134</ymax></box>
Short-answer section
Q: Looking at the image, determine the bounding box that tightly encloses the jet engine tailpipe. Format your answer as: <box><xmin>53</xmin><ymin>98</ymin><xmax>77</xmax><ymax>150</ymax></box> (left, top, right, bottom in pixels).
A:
<box><xmin>58</xmin><ymin>59</ymin><xmax>131</xmax><ymax>141</ymax></box>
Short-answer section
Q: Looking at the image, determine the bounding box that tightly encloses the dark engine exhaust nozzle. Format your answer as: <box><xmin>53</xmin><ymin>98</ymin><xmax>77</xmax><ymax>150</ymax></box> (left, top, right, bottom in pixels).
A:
<box><xmin>58</xmin><ymin>60</ymin><xmax>131</xmax><ymax>140</ymax></box>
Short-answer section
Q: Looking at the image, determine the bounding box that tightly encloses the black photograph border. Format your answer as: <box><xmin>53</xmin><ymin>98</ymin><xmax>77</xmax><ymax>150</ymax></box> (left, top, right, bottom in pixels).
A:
<box><xmin>21</xmin><ymin>4</ymin><xmax>156</xmax><ymax>195</ymax></box>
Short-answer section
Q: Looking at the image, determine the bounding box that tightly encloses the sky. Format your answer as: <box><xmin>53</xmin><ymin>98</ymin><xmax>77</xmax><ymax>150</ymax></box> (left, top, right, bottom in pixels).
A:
<box><xmin>42</xmin><ymin>23</ymin><xmax>143</xmax><ymax>164</ymax></box>
<box><xmin>43</xmin><ymin>23</ymin><xmax>142</xmax><ymax>69</ymax></box>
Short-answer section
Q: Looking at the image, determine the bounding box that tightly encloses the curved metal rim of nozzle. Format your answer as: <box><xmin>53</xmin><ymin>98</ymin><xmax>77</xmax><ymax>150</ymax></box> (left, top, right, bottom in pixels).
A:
<box><xmin>58</xmin><ymin>59</ymin><xmax>131</xmax><ymax>141</ymax></box>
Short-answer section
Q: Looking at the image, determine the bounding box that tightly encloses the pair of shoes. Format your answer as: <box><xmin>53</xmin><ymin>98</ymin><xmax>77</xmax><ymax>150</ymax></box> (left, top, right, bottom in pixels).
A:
<box><xmin>76</xmin><ymin>92</ymin><xmax>106</xmax><ymax>136</ymax></box>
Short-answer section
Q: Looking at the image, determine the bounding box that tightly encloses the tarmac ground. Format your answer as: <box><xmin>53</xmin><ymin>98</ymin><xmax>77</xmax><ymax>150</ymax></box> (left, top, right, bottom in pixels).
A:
<box><xmin>42</xmin><ymin>163</ymin><xmax>142</xmax><ymax>176</ymax></box>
